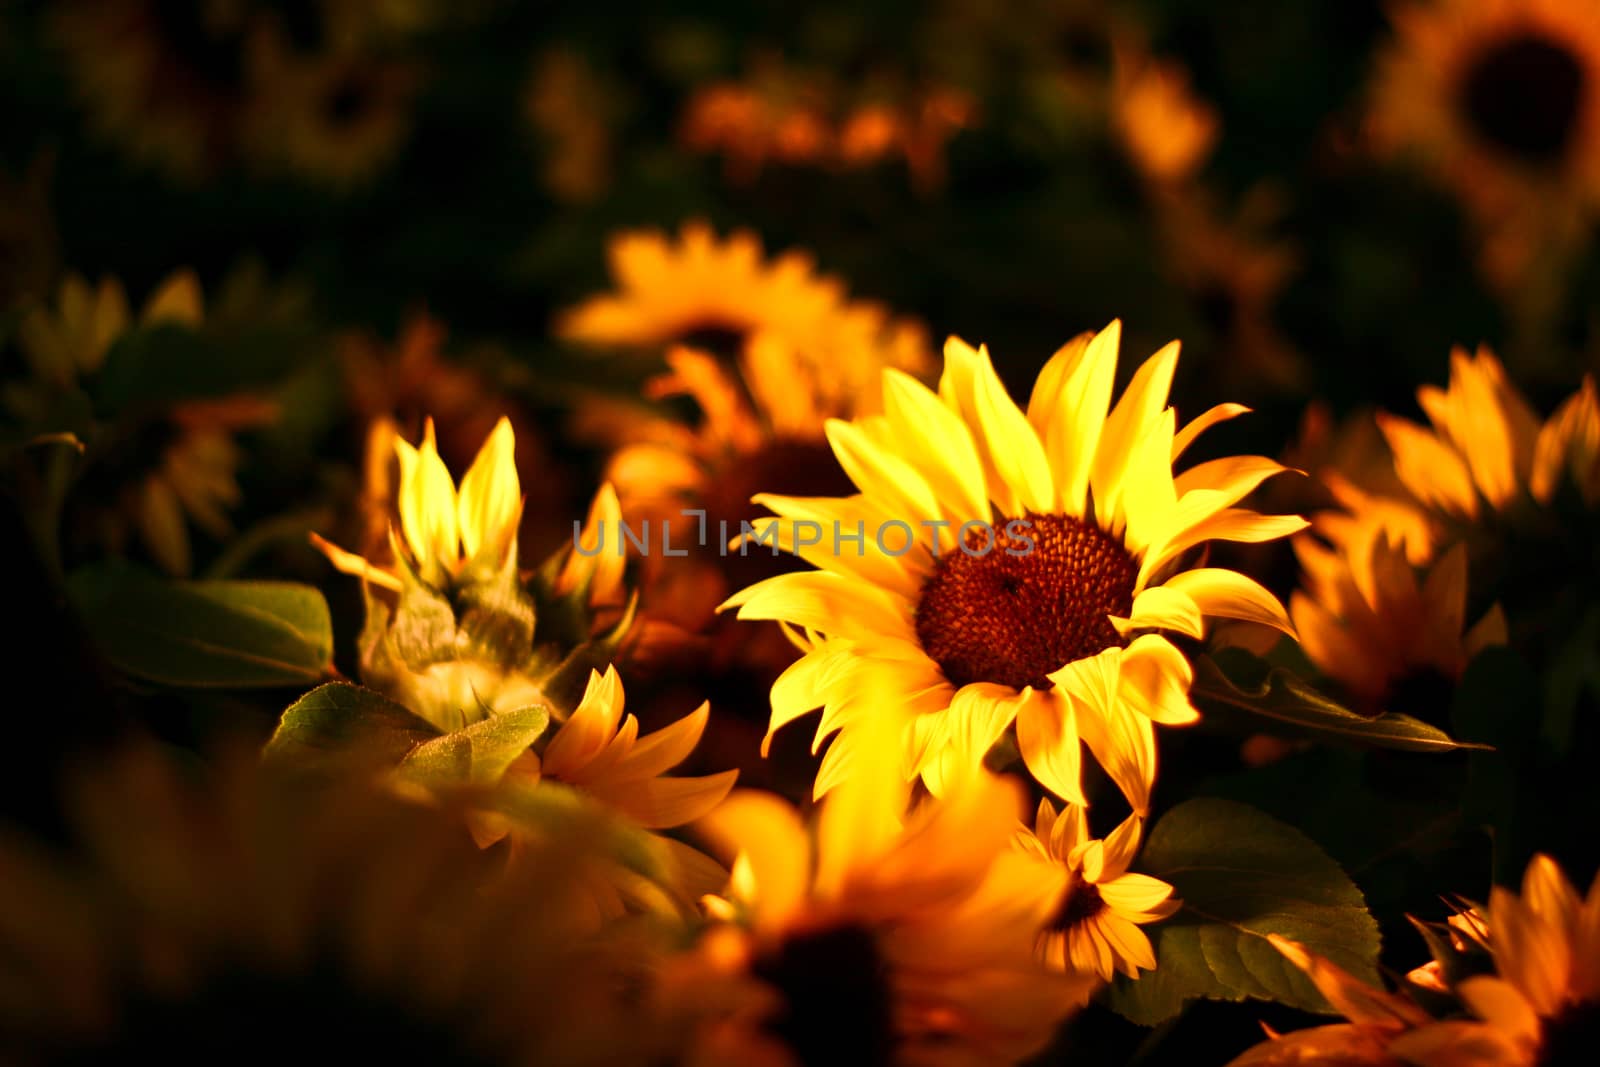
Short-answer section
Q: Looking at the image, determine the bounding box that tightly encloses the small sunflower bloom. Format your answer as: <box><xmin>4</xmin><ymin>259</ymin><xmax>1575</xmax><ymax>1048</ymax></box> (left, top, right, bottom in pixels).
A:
<box><xmin>315</xmin><ymin>415</ymin><xmax>522</xmax><ymax>591</ymax></box>
<box><xmin>1014</xmin><ymin>798</ymin><xmax>1178</xmax><ymax>990</ymax></box>
<box><xmin>725</xmin><ymin>322</ymin><xmax>1307</xmax><ymax>814</ymax></box>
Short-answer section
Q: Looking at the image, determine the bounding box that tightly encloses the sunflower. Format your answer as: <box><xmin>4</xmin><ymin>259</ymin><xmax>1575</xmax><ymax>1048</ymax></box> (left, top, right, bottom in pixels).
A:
<box><xmin>314</xmin><ymin>414</ymin><xmax>526</xmax><ymax>595</ymax></box>
<box><xmin>239</xmin><ymin>24</ymin><xmax>418</xmax><ymax>187</ymax></box>
<box><xmin>1388</xmin><ymin>854</ymin><xmax>1600</xmax><ymax>1066</ymax></box>
<box><xmin>0</xmin><ymin>741</ymin><xmax>683</xmax><ymax>1065</ymax></box>
<box><xmin>1291</xmin><ymin>523</ymin><xmax>1506</xmax><ymax>716</ymax></box>
<box><xmin>1230</xmin><ymin>854</ymin><xmax>1600</xmax><ymax>1067</ymax></box>
<box><xmin>1376</xmin><ymin>345</ymin><xmax>1548</xmax><ymax>528</ymax></box>
<box><xmin>725</xmin><ymin>322</ymin><xmax>1306</xmax><ymax>814</ymax></box>
<box><xmin>1356</xmin><ymin>348</ymin><xmax>1600</xmax><ymax>581</ymax></box>
<box><xmin>688</xmin><ymin>719</ymin><xmax>1091</xmax><ymax>1067</ymax></box>
<box><xmin>309</xmin><ymin>416</ymin><xmax>632</xmax><ymax>729</ymax></box>
<box><xmin>562</xmin><ymin>223</ymin><xmax>930</xmax><ymax>674</ymax></box>
<box><xmin>1369</xmin><ymin>0</ymin><xmax>1600</xmax><ymax>285</ymax></box>
<box><xmin>557</xmin><ymin>221</ymin><xmax>928</xmax><ymax>375</ymax></box>
<box><xmin>1013</xmin><ymin>798</ymin><xmax>1178</xmax><ymax>991</ymax></box>
<box><xmin>9</xmin><ymin>270</ymin><xmax>277</xmax><ymax>575</ymax></box>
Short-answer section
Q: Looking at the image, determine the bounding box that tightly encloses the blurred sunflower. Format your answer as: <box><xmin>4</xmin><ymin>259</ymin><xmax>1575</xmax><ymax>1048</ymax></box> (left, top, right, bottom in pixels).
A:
<box><xmin>1389</xmin><ymin>854</ymin><xmax>1600</xmax><ymax>1065</ymax></box>
<box><xmin>689</xmin><ymin>723</ymin><xmax>1090</xmax><ymax>1067</ymax></box>
<box><xmin>680</xmin><ymin>58</ymin><xmax>975</xmax><ymax>191</ymax></box>
<box><xmin>1359</xmin><ymin>347</ymin><xmax>1600</xmax><ymax>575</ymax></box>
<box><xmin>1231</xmin><ymin>853</ymin><xmax>1600</xmax><ymax>1067</ymax></box>
<box><xmin>1110</xmin><ymin>38</ymin><xmax>1219</xmax><ymax>187</ymax></box>
<box><xmin>1370</xmin><ymin>0</ymin><xmax>1600</xmax><ymax>285</ymax></box>
<box><xmin>239</xmin><ymin>27</ymin><xmax>418</xmax><ymax>188</ymax></box>
<box><xmin>49</xmin><ymin>0</ymin><xmax>255</xmax><ymax>178</ymax></box>
<box><xmin>1013</xmin><ymin>798</ymin><xmax>1178</xmax><ymax>992</ymax></box>
<box><xmin>9</xmin><ymin>270</ymin><xmax>276</xmax><ymax>575</ymax></box>
<box><xmin>339</xmin><ymin>314</ymin><xmax>570</xmax><ymax>561</ymax></box>
<box><xmin>680</xmin><ymin>67</ymin><xmax>833</xmax><ymax>182</ymax></box>
<box><xmin>725</xmin><ymin>322</ymin><xmax>1306</xmax><ymax>813</ymax></box>
<box><xmin>1291</xmin><ymin>527</ymin><xmax>1506</xmax><ymax>717</ymax></box>
<box><xmin>561</xmin><ymin>223</ymin><xmax>930</xmax><ymax>675</ymax></box>
<box><xmin>558</xmin><ymin>221</ymin><xmax>927</xmax><ymax>372</ymax></box>
<box><xmin>0</xmin><ymin>743</ymin><xmax>679</xmax><ymax>1065</ymax></box>
<box><xmin>1225</xmin><ymin>934</ymin><xmax>1431</xmax><ymax>1066</ymax></box>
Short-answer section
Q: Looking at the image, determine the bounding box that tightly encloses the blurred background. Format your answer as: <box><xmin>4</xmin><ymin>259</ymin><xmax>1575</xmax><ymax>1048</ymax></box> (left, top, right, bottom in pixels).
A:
<box><xmin>4</xmin><ymin>0</ymin><xmax>1600</xmax><ymax>1062</ymax></box>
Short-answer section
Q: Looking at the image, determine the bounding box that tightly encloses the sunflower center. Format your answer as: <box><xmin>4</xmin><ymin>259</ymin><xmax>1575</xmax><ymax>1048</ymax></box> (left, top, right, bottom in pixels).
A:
<box><xmin>914</xmin><ymin>512</ymin><xmax>1138</xmax><ymax>691</ymax></box>
<box><xmin>752</xmin><ymin>922</ymin><xmax>895</xmax><ymax>1067</ymax></box>
<box><xmin>324</xmin><ymin>75</ymin><xmax>374</xmax><ymax>125</ymax></box>
<box><xmin>1047</xmin><ymin>879</ymin><xmax>1106</xmax><ymax>933</ymax></box>
<box><xmin>1539</xmin><ymin>997</ymin><xmax>1600</xmax><ymax>1067</ymax></box>
<box><xmin>1458</xmin><ymin>33</ymin><xmax>1587</xmax><ymax>166</ymax></box>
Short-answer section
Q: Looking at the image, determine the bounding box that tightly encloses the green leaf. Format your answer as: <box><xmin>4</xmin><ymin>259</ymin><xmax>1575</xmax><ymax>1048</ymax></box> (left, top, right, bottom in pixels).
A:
<box><xmin>397</xmin><ymin>704</ymin><xmax>550</xmax><ymax>786</ymax></box>
<box><xmin>264</xmin><ymin>682</ymin><xmax>438</xmax><ymax>772</ymax></box>
<box><xmin>1105</xmin><ymin>798</ymin><xmax>1382</xmax><ymax>1025</ymax></box>
<box><xmin>67</xmin><ymin>562</ymin><xmax>334</xmax><ymax>687</ymax></box>
<box><xmin>1192</xmin><ymin>648</ymin><xmax>1489</xmax><ymax>753</ymax></box>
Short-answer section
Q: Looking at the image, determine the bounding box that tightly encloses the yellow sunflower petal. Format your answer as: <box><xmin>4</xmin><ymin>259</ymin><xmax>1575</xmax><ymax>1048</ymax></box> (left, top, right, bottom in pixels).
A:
<box><xmin>395</xmin><ymin>419</ymin><xmax>460</xmax><ymax>570</ymax></box>
<box><xmin>1377</xmin><ymin>412</ymin><xmax>1480</xmax><ymax>519</ymax></box>
<box><xmin>882</xmin><ymin>367</ymin><xmax>989</xmax><ymax>525</ymax></box>
<box><xmin>825</xmin><ymin>416</ymin><xmax>943</xmax><ymax>529</ymax></box>
<box><xmin>1028</xmin><ymin>324</ymin><xmax>1118</xmax><ymax>515</ymax></box>
<box><xmin>1015</xmin><ymin>689</ymin><xmax>1086</xmax><ymax>806</ymax></box>
<box><xmin>1162</xmin><ymin>568</ymin><xmax>1296</xmax><ymax>638</ymax></box>
<box><xmin>1112</xmin><ymin>585</ymin><xmax>1204</xmax><ymax>640</ymax></box>
<box><xmin>455</xmin><ymin>416</ymin><xmax>520</xmax><ymax>563</ymax></box>
<box><xmin>1093</xmin><ymin>339</ymin><xmax>1180</xmax><ymax>523</ymax></box>
<box><xmin>592</xmin><ymin>770</ymin><xmax>739</xmax><ymax>831</ymax></box>
<box><xmin>1456</xmin><ymin>977</ymin><xmax>1541</xmax><ymax>1048</ymax></box>
<box><xmin>612</xmin><ymin>701</ymin><xmax>711</xmax><ymax>781</ymax></box>
<box><xmin>1173</xmin><ymin>402</ymin><xmax>1251</xmax><ymax>460</ymax></box>
<box><xmin>970</xmin><ymin>345</ymin><xmax>1055</xmax><ymax>514</ymax></box>
<box><xmin>1098</xmin><ymin>872</ymin><xmax>1177</xmax><ymax>917</ymax></box>
<box><xmin>1118</xmin><ymin>634</ymin><xmax>1200</xmax><ymax>725</ymax></box>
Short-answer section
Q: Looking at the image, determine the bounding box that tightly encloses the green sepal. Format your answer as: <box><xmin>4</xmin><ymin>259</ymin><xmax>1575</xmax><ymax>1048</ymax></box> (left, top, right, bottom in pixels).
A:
<box><xmin>263</xmin><ymin>681</ymin><xmax>439</xmax><ymax>774</ymax></box>
<box><xmin>395</xmin><ymin>703</ymin><xmax>550</xmax><ymax>787</ymax></box>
